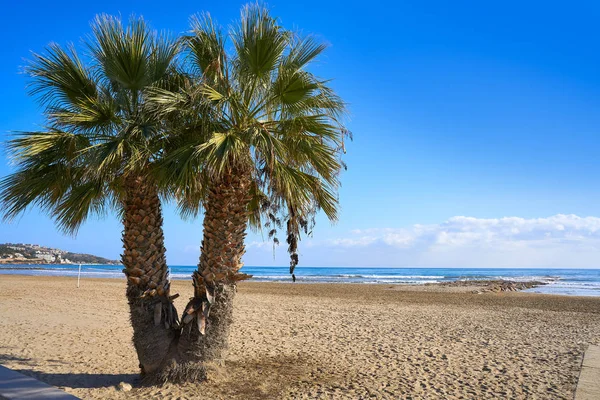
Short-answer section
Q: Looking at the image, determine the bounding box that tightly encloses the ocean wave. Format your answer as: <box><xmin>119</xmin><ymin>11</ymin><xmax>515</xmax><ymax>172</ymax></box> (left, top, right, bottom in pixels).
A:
<box><xmin>544</xmin><ymin>282</ymin><xmax>600</xmax><ymax>288</ymax></box>
<box><xmin>0</xmin><ymin>268</ymin><xmax>122</xmax><ymax>278</ymax></box>
<box><xmin>245</xmin><ymin>275</ymin><xmax>440</xmax><ymax>284</ymax></box>
<box><xmin>170</xmin><ymin>273</ymin><xmax>193</xmax><ymax>279</ymax></box>
<box><xmin>525</xmin><ymin>286</ymin><xmax>600</xmax><ymax>296</ymax></box>
<box><xmin>0</xmin><ymin>265</ymin><xmax>77</xmax><ymax>271</ymax></box>
<box><xmin>335</xmin><ymin>274</ymin><xmax>443</xmax><ymax>279</ymax></box>
<box><xmin>456</xmin><ymin>276</ymin><xmax>560</xmax><ymax>283</ymax></box>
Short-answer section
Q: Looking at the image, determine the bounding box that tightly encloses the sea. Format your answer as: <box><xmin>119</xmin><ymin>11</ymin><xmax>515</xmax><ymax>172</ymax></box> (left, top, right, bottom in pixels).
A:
<box><xmin>1</xmin><ymin>264</ymin><xmax>600</xmax><ymax>297</ymax></box>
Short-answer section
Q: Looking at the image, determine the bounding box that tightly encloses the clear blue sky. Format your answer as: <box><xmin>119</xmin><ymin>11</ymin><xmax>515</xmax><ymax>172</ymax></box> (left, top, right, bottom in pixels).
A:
<box><xmin>1</xmin><ymin>1</ymin><xmax>599</xmax><ymax>268</ymax></box>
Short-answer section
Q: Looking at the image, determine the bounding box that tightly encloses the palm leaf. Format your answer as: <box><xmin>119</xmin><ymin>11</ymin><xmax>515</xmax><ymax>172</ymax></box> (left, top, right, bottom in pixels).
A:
<box><xmin>26</xmin><ymin>43</ymin><xmax>98</xmax><ymax>110</ymax></box>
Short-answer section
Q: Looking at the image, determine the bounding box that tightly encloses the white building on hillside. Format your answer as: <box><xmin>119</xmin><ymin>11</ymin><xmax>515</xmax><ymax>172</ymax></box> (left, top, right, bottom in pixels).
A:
<box><xmin>36</xmin><ymin>252</ymin><xmax>56</xmax><ymax>262</ymax></box>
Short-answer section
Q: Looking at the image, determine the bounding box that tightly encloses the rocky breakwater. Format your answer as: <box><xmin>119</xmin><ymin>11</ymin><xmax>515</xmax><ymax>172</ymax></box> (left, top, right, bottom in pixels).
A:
<box><xmin>428</xmin><ymin>279</ymin><xmax>547</xmax><ymax>294</ymax></box>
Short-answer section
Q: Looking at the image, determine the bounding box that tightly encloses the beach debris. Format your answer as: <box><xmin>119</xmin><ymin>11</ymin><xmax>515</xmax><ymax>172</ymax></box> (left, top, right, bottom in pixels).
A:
<box><xmin>117</xmin><ymin>382</ymin><xmax>132</xmax><ymax>392</ymax></box>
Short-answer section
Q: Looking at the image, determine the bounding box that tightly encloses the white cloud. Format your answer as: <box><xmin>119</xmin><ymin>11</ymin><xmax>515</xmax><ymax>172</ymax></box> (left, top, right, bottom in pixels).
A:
<box><xmin>244</xmin><ymin>214</ymin><xmax>600</xmax><ymax>268</ymax></box>
<box><xmin>246</xmin><ymin>240</ymin><xmax>276</xmax><ymax>250</ymax></box>
<box><xmin>327</xmin><ymin>214</ymin><xmax>600</xmax><ymax>250</ymax></box>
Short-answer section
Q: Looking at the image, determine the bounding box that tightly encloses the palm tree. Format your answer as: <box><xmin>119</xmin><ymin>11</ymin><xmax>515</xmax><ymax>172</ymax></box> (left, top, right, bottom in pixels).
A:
<box><xmin>0</xmin><ymin>16</ymin><xmax>183</xmax><ymax>380</ymax></box>
<box><xmin>153</xmin><ymin>5</ymin><xmax>349</xmax><ymax>366</ymax></box>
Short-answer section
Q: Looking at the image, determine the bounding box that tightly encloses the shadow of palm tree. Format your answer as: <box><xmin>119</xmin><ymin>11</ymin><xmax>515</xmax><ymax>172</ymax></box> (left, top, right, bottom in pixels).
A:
<box><xmin>14</xmin><ymin>370</ymin><xmax>139</xmax><ymax>389</ymax></box>
<box><xmin>1</xmin><ymin>353</ymin><xmax>137</xmax><ymax>389</ymax></box>
<box><xmin>0</xmin><ymin>354</ymin><xmax>33</xmax><ymax>364</ymax></box>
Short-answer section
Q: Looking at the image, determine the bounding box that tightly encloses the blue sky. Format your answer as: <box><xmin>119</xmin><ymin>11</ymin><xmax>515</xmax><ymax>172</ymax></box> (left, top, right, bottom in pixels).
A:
<box><xmin>1</xmin><ymin>1</ymin><xmax>599</xmax><ymax>268</ymax></box>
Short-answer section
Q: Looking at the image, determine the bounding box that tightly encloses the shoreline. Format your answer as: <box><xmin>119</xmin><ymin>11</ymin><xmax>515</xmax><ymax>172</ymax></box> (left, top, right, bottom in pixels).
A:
<box><xmin>2</xmin><ymin>267</ymin><xmax>600</xmax><ymax>297</ymax></box>
<box><xmin>0</xmin><ymin>270</ymin><xmax>584</xmax><ymax>295</ymax></box>
<box><xmin>0</xmin><ymin>271</ymin><xmax>552</xmax><ymax>290</ymax></box>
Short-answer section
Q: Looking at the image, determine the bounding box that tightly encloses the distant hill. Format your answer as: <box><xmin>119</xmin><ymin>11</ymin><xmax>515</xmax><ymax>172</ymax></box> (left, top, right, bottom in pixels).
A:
<box><xmin>0</xmin><ymin>243</ymin><xmax>120</xmax><ymax>265</ymax></box>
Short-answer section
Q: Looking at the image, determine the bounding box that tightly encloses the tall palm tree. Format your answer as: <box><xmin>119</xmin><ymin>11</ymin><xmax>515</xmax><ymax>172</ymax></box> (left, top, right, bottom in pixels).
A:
<box><xmin>0</xmin><ymin>16</ymin><xmax>182</xmax><ymax>380</ymax></box>
<box><xmin>153</xmin><ymin>5</ymin><xmax>349</xmax><ymax>366</ymax></box>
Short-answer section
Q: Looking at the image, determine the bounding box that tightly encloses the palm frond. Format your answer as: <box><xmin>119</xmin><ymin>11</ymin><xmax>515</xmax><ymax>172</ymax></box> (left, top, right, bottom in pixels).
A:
<box><xmin>0</xmin><ymin>164</ymin><xmax>72</xmax><ymax>222</ymax></box>
<box><xmin>186</xmin><ymin>13</ymin><xmax>225</xmax><ymax>80</ymax></box>
<box><xmin>3</xmin><ymin>14</ymin><xmax>179</xmax><ymax>235</ymax></box>
<box><xmin>52</xmin><ymin>178</ymin><xmax>111</xmax><ymax>235</ymax></box>
<box><xmin>232</xmin><ymin>4</ymin><xmax>289</xmax><ymax>82</ymax></box>
<box><xmin>7</xmin><ymin>129</ymin><xmax>89</xmax><ymax>162</ymax></box>
<box><xmin>283</xmin><ymin>35</ymin><xmax>328</xmax><ymax>69</ymax></box>
<box><xmin>26</xmin><ymin>43</ymin><xmax>98</xmax><ymax>110</ymax></box>
<box><xmin>90</xmin><ymin>14</ymin><xmax>151</xmax><ymax>90</ymax></box>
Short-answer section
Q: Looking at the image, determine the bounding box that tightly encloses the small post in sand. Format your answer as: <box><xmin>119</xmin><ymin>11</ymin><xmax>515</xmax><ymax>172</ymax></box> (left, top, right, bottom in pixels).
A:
<box><xmin>77</xmin><ymin>264</ymin><xmax>82</xmax><ymax>288</ymax></box>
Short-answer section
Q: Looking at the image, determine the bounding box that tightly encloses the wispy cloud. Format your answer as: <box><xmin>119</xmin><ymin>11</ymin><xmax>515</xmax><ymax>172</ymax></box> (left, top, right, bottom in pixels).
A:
<box><xmin>246</xmin><ymin>240</ymin><xmax>276</xmax><ymax>250</ymax></box>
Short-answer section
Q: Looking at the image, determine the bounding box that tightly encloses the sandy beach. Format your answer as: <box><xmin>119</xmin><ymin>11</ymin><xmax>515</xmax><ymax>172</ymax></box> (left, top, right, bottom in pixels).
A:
<box><xmin>1</xmin><ymin>276</ymin><xmax>599</xmax><ymax>399</ymax></box>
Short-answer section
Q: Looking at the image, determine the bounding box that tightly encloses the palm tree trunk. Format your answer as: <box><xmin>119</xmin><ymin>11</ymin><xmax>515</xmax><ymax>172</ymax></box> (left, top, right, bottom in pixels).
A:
<box><xmin>122</xmin><ymin>175</ymin><xmax>179</xmax><ymax>378</ymax></box>
<box><xmin>177</xmin><ymin>170</ymin><xmax>252</xmax><ymax>364</ymax></box>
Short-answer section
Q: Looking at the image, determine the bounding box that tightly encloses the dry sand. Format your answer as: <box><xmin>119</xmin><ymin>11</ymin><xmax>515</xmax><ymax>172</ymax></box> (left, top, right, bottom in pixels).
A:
<box><xmin>1</xmin><ymin>276</ymin><xmax>600</xmax><ymax>399</ymax></box>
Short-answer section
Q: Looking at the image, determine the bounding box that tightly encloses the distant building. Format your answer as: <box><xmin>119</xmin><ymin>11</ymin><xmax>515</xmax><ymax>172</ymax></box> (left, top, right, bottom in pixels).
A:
<box><xmin>35</xmin><ymin>252</ymin><xmax>55</xmax><ymax>262</ymax></box>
